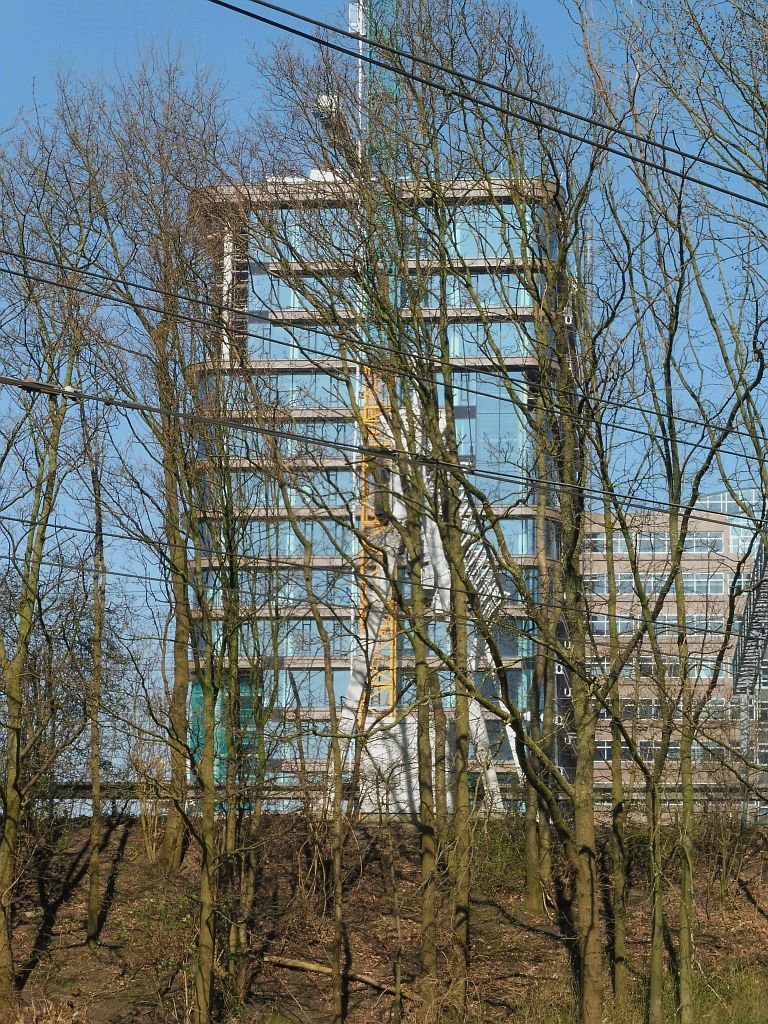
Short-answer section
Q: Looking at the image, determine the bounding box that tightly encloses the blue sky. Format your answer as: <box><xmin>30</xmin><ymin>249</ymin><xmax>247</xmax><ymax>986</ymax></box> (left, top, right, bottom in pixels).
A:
<box><xmin>0</xmin><ymin>0</ymin><xmax>581</xmax><ymax>609</ymax></box>
<box><xmin>1</xmin><ymin>0</ymin><xmax>577</xmax><ymax>130</ymax></box>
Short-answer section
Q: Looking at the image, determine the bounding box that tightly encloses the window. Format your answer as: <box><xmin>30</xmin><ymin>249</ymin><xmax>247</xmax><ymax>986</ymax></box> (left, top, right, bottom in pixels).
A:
<box><xmin>239</xmin><ymin>517</ymin><xmax>353</xmax><ymax>559</ymax></box>
<box><xmin>638</xmin><ymin>699</ymin><xmax>658</xmax><ymax>720</ymax></box>
<box><xmin>692</xmin><ymin>741</ymin><xmax>714</xmax><ymax>763</ymax></box>
<box><xmin>584</xmin><ymin>531</ymin><xmax>630</xmax><ymax>554</ymax></box>
<box><xmin>637</xmin><ymin>531</ymin><xmax>669</xmax><ymax>554</ymax></box>
<box><xmin>682</xmin><ymin>572</ymin><xmax>725</xmax><ymax>595</ymax></box>
<box><xmin>296</xmin><ymin>726</ymin><xmax>333</xmax><ymax>764</ymax></box>
<box><xmin>654</xmin><ymin>614</ymin><xmax>724</xmax><ymax>635</ymax></box>
<box><xmin>287</xmin><ymin>372</ymin><xmax>348</xmax><ymax>409</ymax></box>
<box><xmin>280</xmin><ymin>667</ymin><xmax>350</xmax><ymax>707</ymax></box>
<box><xmin>496</xmin><ymin>665</ymin><xmax>535</xmax><ymax>708</ymax></box>
<box><xmin>730</xmin><ymin>526</ymin><xmax>755</xmax><ymax>555</ymax></box>
<box><xmin>250</xmin><ymin>206</ymin><xmax>354</xmax><ymax>264</ymax></box>
<box><xmin>639</xmin><ymin>740</ymin><xmax>660</xmax><ymax>762</ymax></box>
<box><xmin>705</xmin><ymin>698</ymin><xmax>727</xmax><ymax>721</ymax></box>
<box><xmin>293</xmin><ymin>470</ymin><xmax>356</xmax><ymax>506</ymax></box>
<box><xmin>683</xmin><ymin>531</ymin><xmax>723</xmax><ymax>553</ymax></box>
<box><xmin>501</xmin><ymin>566</ymin><xmax>540</xmax><ymax>603</ymax></box>
<box><xmin>447</xmin><ymin>202</ymin><xmax>523</xmax><ymax>260</ymax></box>
<box><xmin>225</xmin><ymin>425</ymin><xmax>266</xmax><ymax>459</ymax></box>
<box><xmin>247</xmin><ymin>323</ymin><xmax>342</xmax><ymax>362</ymax></box>
<box><xmin>276</xmin><ymin>275</ymin><xmax>354</xmax><ymax>313</ymax></box>
<box><xmin>499</xmin><ymin>517</ymin><xmax>536</xmax><ymax>556</ymax></box>
<box><xmin>587</xmin><ymin>572</ymin><xmax>662</xmax><ymax>596</ymax></box>
<box><xmin>443</xmin><ymin>373</ymin><xmax>531</xmax><ymax>499</ymax></box>
<box><xmin>300</xmin><ymin>518</ymin><xmax>353</xmax><ymax>557</ymax></box>
<box><xmin>730</xmin><ymin>697</ymin><xmax>746</xmax><ymax>722</ymax></box>
<box><xmin>284</xmin><ymin>206</ymin><xmax>354</xmax><ymax>262</ymax></box>
<box><xmin>585</xmin><ymin>573</ymin><xmax>607</xmax><ymax>595</ymax></box>
<box><xmin>587</xmin><ymin>657</ymin><xmax>635</xmax><ymax>680</ymax></box>
<box><xmin>594</xmin><ymin>741</ymin><xmax>611</xmax><ymax>762</ymax></box>
<box><xmin>404</xmin><ymin>203</ymin><xmax>531</xmax><ymax>261</ymax></box>
<box><xmin>286</xmin><ymin>418</ymin><xmax>355</xmax><ymax>455</ymax></box>
<box><xmin>230</xmin><ymin>471</ymin><xmax>269</xmax><ymax>507</ymax></box>
<box><xmin>545</xmin><ymin>520</ymin><xmax>561</xmax><ymax>558</ymax></box>
<box><xmin>446</xmin><ymin>320</ymin><xmax>533</xmax><ymax>360</ymax></box>
<box><xmin>484</xmin><ymin>721</ymin><xmax>514</xmax><ymax>760</ymax></box>
<box><xmin>249</xmin><ymin>271</ymin><xmax>279</xmax><ymax>312</ymax></box>
<box><xmin>590</xmin><ymin>615</ymin><xmax>633</xmax><ymax>635</ymax></box>
<box><xmin>637</xmin><ymin>655</ymin><xmax>721</xmax><ymax>678</ymax></box>
<box><xmin>283</xmin><ymin>617</ymin><xmax>353</xmax><ymax>657</ymax></box>
<box><xmin>402</xmin><ymin>272</ymin><xmax>539</xmax><ymax>311</ymax></box>
<box><xmin>398</xmin><ymin>617</ymin><xmax>452</xmax><ymax>657</ymax></box>
<box><xmin>274</xmin><ymin>569</ymin><xmax>354</xmax><ymax>606</ymax></box>
<box><xmin>491</xmin><ymin>619</ymin><xmax>536</xmax><ymax>659</ymax></box>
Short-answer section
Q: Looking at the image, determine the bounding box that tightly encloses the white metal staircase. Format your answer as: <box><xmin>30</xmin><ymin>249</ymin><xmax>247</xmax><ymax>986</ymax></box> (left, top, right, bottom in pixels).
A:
<box><xmin>459</xmin><ymin>494</ymin><xmax>520</xmax><ymax>806</ymax></box>
<box><xmin>735</xmin><ymin>544</ymin><xmax>768</xmax><ymax>693</ymax></box>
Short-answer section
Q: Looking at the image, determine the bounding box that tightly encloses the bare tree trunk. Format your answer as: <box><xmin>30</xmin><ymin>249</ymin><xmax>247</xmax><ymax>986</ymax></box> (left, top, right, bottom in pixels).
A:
<box><xmin>0</xmin><ymin>664</ymin><xmax>22</xmax><ymax>1005</ymax></box>
<box><xmin>0</xmin><ymin>388</ymin><xmax>71</xmax><ymax>1003</ymax></box>
<box><xmin>81</xmin><ymin>403</ymin><xmax>106</xmax><ymax>947</ymax></box>
<box><xmin>602</xmin><ymin>509</ymin><xmax>627</xmax><ymax>1007</ymax></box>
<box><xmin>403</xmin><ymin>524</ymin><xmax>437</xmax><ymax>984</ymax></box>
<box><xmin>444</xmin><ymin>487</ymin><xmax>471</xmax><ymax>1017</ymax></box>
<box><xmin>330</xmin><ymin>733</ymin><xmax>345</xmax><ymax>1024</ymax></box>
<box><xmin>538</xmin><ymin>660</ymin><xmax>554</xmax><ymax>894</ymax></box>
<box><xmin>194</xmin><ymin>672</ymin><xmax>218</xmax><ymax>1024</ymax></box>
<box><xmin>572</xmin><ymin>727</ymin><xmax>604</xmax><ymax>1024</ymax></box>
<box><xmin>429</xmin><ymin>668</ymin><xmax>449</xmax><ymax>837</ymax></box>
<box><xmin>524</xmin><ymin>787</ymin><xmax>542</xmax><ymax>913</ymax></box>
<box><xmin>646</xmin><ymin>783</ymin><xmax>665</xmax><ymax>1024</ymax></box>
<box><xmin>159</xmin><ymin>490</ymin><xmax>192</xmax><ymax>877</ymax></box>
<box><xmin>678</xmin><ymin>718</ymin><xmax>695</xmax><ymax>1024</ymax></box>
<box><xmin>669</xmin><ymin>510</ymin><xmax>695</xmax><ymax>1024</ymax></box>
<box><xmin>610</xmin><ymin>694</ymin><xmax>627</xmax><ymax>1007</ymax></box>
<box><xmin>533</xmin><ymin>400</ymin><xmax>553</xmax><ymax>906</ymax></box>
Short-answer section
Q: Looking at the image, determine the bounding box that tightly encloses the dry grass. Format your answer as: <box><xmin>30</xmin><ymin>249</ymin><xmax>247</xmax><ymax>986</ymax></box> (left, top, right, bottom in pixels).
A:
<box><xmin>11</xmin><ymin>999</ymin><xmax>90</xmax><ymax>1024</ymax></box>
<box><xmin>7</xmin><ymin>817</ymin><xmax>768</xmax><ymax>1023</ymax></box>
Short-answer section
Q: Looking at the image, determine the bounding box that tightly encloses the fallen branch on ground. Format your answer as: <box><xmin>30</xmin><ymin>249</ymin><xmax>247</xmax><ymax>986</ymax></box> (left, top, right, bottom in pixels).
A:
<box><xmin>263</xmin><ymin>954</ymin><xmax>422</xmax><ymax>1002</ymax></box>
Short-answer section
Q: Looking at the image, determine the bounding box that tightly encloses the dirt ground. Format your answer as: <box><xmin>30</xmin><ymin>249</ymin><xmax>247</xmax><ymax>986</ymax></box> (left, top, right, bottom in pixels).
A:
<box><xmin>7</xmin><ymin>815</ymin><xmax>768</xmax><ymax>1023</ymax></box>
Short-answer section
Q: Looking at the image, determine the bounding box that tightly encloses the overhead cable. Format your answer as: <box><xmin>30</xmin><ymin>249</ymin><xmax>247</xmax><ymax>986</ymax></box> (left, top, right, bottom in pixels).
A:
<box><xmin>1</xmin><ymin>255</ymin><xmax>766</xmax><ymax>463</ymax></box>
<box><xmin>0</xmin><ymin>370</ymin><xmax>765</xmax><ymax>530</ymax></box>
<box><xmin>203</xmin><ymin>0</ymin><xmax>768</xmax><ymax>212</ymax></box>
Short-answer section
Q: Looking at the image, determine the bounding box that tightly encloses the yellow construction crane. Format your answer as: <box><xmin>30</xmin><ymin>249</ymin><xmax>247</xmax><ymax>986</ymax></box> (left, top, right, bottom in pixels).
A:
<box><xmin>353</xmin><ymin>0</ymin><xmax>400</xmax><ymax>713</ymax></box>
<box><xmin>358</xmin><ymin>365</ymin><xmax>398</xmax><ymax>711</ymax></box>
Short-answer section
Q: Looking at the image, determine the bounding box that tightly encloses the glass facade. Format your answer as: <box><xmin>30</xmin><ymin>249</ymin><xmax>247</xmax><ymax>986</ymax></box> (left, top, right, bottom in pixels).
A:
<box><xmin>191</xmin><ymin>187</ymin><xmax>555</xmax><ymax>785</ymax></box>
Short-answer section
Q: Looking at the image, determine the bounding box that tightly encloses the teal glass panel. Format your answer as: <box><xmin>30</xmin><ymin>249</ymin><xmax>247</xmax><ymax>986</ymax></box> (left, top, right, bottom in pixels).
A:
<box><xmin>280</xmin><ymin>667</ymin><xmax>351</xmax><ymax>707</ymax></box>
<box><xmin>499</xmin><ymin>517</ymin><xmax>536</xmax><ymax>556</ymax></box>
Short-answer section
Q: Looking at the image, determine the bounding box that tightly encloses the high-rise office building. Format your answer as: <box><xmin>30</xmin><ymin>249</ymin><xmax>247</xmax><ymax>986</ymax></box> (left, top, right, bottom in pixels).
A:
<box><xmin>189</xmin><ymin>169</ymin><xmax>563</xmax><ymax>811</ymax></box>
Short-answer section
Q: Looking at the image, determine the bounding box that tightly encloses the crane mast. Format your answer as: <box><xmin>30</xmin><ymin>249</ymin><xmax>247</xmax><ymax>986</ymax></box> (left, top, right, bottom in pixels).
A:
<box><xmin>354</xmin><ymin>0</ymin><xmax>399</xmax><ymax>712</ymax></box>
<box><xmin>359</xmin><ymin>371</ymin><xmax>398</xmax><ymax>709</ymax></box>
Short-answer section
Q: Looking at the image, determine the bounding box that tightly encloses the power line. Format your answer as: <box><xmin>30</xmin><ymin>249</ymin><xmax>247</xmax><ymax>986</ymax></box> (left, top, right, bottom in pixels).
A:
<box><xmin>0</xmin><ymin>510</ymin><xmax>167</xmax><ymax>550</ymax></box>
<box><xmin>4</xmin><ymin>502</ymin><xmax>760</xmax><ymax>636</ymax></box>
<box><xmin>245</xmin><ymin>0</ymin><xmax>766</xmax><ymax>198</ymax></box>
<box><xmin>0</xmin><ymin>370</ymin><xmax>766</xmax><ymax>530</ymax></box>
<box><xmin>0</xmin><ymin>540</ymin><xmax>743</xmax><ymax>644</ymax></box>
<box><xmin>203</xmin><ymin>0</ymin><xmax>768</xmax><ymax>213</ymax></box>
<box><xmin>3</xmin><ymin>252</ymin><xmax>767</xmax><ymax>467</ymax></box>
<box><xmin>4</xmin><ymin>263</ymin><xmax>768</xmax><ymax>523</ymax></box>
<box><xmin>4</xmin><ymin>554</ymin><xmax>166</xmax><ymax>590</ymax></box>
